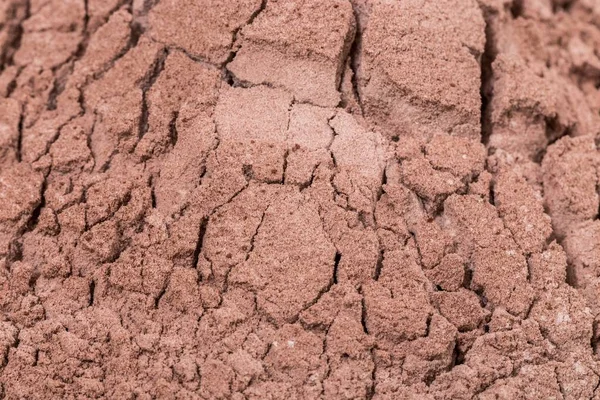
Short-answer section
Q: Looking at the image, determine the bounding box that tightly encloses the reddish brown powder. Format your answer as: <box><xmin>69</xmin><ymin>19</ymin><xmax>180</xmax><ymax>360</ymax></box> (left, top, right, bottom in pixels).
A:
<box><xmin>1</xmin><ymin>0</ymin><xmax>600</xmax><ymax>398</ymax></box>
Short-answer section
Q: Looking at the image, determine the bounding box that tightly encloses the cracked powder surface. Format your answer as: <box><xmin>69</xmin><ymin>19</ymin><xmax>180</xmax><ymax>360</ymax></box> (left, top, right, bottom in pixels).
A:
<box><xmin>1</xmin><ymin>0</ymin><xmax>600</xmax><ymax>398</ymax></box>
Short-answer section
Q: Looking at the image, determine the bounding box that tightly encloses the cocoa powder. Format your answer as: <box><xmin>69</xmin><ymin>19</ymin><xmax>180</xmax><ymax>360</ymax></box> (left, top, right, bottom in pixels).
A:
<box><xmin>1</xmin><ymin>0</ymin><xmax>600</xmax><ymax>398</ymax></box>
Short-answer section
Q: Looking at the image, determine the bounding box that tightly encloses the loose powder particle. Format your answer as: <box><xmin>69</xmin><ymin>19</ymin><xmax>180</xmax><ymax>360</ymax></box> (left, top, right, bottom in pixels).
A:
<box><xmin>1</xmin><ymin>0</ymin><xmax>600</xmax><ymax>398</ymax></box>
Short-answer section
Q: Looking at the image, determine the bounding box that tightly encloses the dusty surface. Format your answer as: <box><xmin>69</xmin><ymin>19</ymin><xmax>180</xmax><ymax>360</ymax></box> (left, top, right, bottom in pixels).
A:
<box><xmin>1</xmin><ymin>0</ymin><xmax>600</xmax><ymax>398</ymax></box>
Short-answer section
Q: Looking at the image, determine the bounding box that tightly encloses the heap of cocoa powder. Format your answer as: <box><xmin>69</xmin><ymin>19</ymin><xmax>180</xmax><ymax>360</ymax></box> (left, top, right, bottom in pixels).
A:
<box><xmin>1</xmin><ymin>0</ymin><xmax>600</xmax><ymax>398</ymax></box>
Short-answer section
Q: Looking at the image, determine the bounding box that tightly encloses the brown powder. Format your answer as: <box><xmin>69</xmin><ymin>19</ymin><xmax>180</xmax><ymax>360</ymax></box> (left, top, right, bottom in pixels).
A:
<box><xmin>1</xmin><ymin>0</ymin><xmax>600</xmax><ymax>398</ymax></box>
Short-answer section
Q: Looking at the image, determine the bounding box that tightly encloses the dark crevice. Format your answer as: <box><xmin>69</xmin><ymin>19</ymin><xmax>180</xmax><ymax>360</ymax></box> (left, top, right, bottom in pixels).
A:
<box><xmin>154</xmin><ymin>284</ymin><xmax>166</xmax><ymax>308</ymax></box>
<box><xmin>552</xmin><ymin>0</ymin><xmax>574</xmax><ymax>14</ymax></box>
<box><xmin>463</xmin><ymin>265</ymin><xmax>474</xmax><ymax>290</ymax></box>
<box><xmin>565</xmin><ymin>263</ymin><xmax>578</xmax><ymax>287</ymax></box>
<box><xmin>366</xmin><ymin>353</ymin><xmax>376</xmax><ymax>400</ymax></box>
<box><xmin>298</xmin><ymin>162</ymin><xmax>319</xmax><ymax>191</ymax></box>
<box><xmin>525</xmin><ymin>254</ymin><xmax>533</xmax><ymax>283</ymax></box>
<box><xmin>246</xmin><ymin>210</ymin><xmax>266</xmax><ymax>261</ymax></box>
<box><xmin>348</xmin><ymin>48</ymin><xmax>362</xmax><ymax>113</ymax></box>
<box><xmin>545</xmin><ymin>114</ymin><xmax>571</xmax><ymax>142</ymax></box>
<box><xmin>223</xmin><ymin>72</ymin><xmax>279</xmax><ymax>90</ymax></box>
<box><xmin>488</xmin><ymin>176</ymin><xmax>496</xmax><ymax>206</ymax></box>
<box><xmin>424</xmin><ymin>314</ymin><xmax>432</xmax><ymax>337</ymax></box>
<box><xmin>224</xmin><ymin>69</ymin><xmax>235</xmax><ymax>86</ymax></box>
<box><xmin>98</xmin><ymin>149</ymin><xmax>118</xmax><ymax>173</ymax></box>
<box><xmin>555</xmin><ymin>367</ymin><xmax>568</xmax><ymax>399</ymax></box>
<box><xmin>7</xmin><ymin>240</ymin><xmax>23</xmax><ymax>265</ymax></box>
<box><xmin>47</xmin><ymin>64</ymin><xmax>74</xmax><ymax>110</ymax></box>
<box><xmin>168</xmin><ymin>111</ymin><xmax>179</xmax><ymax>146</ymax></box>
<box><xmin>150</xmin><ymin>179</ymin><xmax>157</xmax><ymax>208</ymax></box>
<box><xmin>83</xmin><ymin>0</ymin><xmax>90</xmax><ymax>30</ymax></box>
<box><xmin>479</xmin><ymin>7</ymin><xmax>499</xmax><ymax>147</ymax></box>
<box><xmin>82</xmin><ymin>14</ymin><xmax>144</xmax><ymax>90</ymax></box>
<box><xmin>374</xmin><ymin>248</ymin><xmax>383</xmax><ymax>280</ymax></box>
<box><xmin>333</xmin><ymin>252</ymin><xmax>341</xmax><ymax>284</ymax></box>
<box><xmin>376</xmin><ymin>168</ymin><xmax>387</xmax><ymax>202</ymax></box>
<box><xmin>192</xmin><ymin>218</ymin><xmax>208</xmax><ymax>270</ymax></box>
<box><xmin>33</xmin><ymin>349</ymin><xmax>39</xmax><ymax>366</ymax></box>
<box><xmin>1</xmin><ymin>0</ymin><xmax>30</xmax><ymax>69</ymax></box>
<box><xmin>293</xmin><ymin>270</ymin><xmax>339</xmax><ymax>326</ymax></box>
<box><xmin>140</xmin><ymin>0</ymin><xmax>160</xmax><ymax>15</ymax></box>
<box><xmin>16</xmin><ymin>107</ymin><xmax>23</xmax><ymax>162</ymax></box>
<box><xmin>593</xmin><ymin>368</ymin><xmax>600</xmax><ymax>393</ymax></box>
<box><xmin>523</xmin><ymin>297</ymin><xmax>537</xmax><ymax>321</ymax></box>
<box><xmin>597</xmin><ymin>180</ymin><xmax>600</xmax><ymax>221</ymax></box>
<box><xmin>281</xmin><ymin>149</ymin><xmax>289</xmax><ymax>184</ymax></box>
<box><xmin>360</xmin><ymin>289</ymin><xmax>369</xmax><ymax>335</ymax></box>
<box><xmin>343</xmin><ymin>3</ymin><xmax>365</xmax><ymax>113</ymax></box>
<box><xmin>153</xmin><ymin>265</ymin><xmax>171</xmax><ymax>309</ymax></box>
<box><xmin>130</xmin><ymin>19</ymin><xmax>144</xmax><ymax>49</ymax></box>
<box><xmin>5</xmin><ymin>69</ymin><xmax>20</xmax><ymax>97</ymax></box>
<box><xmin>88</xmin><ymin>279</ymin><xmax>95</xmax><ymax>306</ymax></box>
<box><xmin>48</xmin><ymin>0</ymin><xmax>90</xmax><ymax>110</ymax></box>
<box><xmin>6</xmin><ymin>178</ymin><xmax>46</xmax><ymax>265</ymax></box>
<box><xmin>451</xmin><ymin>342</ymin><xmax>465</xmax><ymax>367</ymax></box>
<box><xmin>534</xmin><ymin>117</ymin><xmax>572</xmax><ymax>164</ymax></box>
<box><xmin>222</xmin><ymin>0</ymin><xmax>267</xmax><ymax>68</ymax></box>
<box><xmin>409</xmin><ymin>231</ymin><xmax>425</xmax><ymax>267</ymax></box>
<box><xmin>242</xmin><ymin>164</ymin><xmax>254</xmax><ymax>180</ymax></box>
<box><xmin>198</xmin><ymin>165</ymin><xmax>207</xmax><ymax>187</ymax></box>
<box><xmin>476</xmin><ymin>289</ymin><xmax>489</xmax><ymax>308</ymax></box>
<box><xmin>510</xmin><ymin>0</ymin><xmax>523</xmax><ymax>18</ymax></box>
<box><xmin>46</xmin><ymin>75</ymin><xmax>64</xmax><ymax>111</ymax></box>
<box><xmin>138</xmin><ymin>48</ymin><xmax>168</xmax><ymax>139</ymax></box>
<box><xmin>26</xmin><ymin>182</ymin><xmax>46</xmax><ymax>233</ymax></box>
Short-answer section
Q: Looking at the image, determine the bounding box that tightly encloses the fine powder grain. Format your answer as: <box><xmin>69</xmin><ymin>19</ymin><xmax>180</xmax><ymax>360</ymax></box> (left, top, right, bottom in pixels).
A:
<box><xmin>1</xmin><ymin>0</ymin><xmax>600</xmax><ymax>398</ymax></box>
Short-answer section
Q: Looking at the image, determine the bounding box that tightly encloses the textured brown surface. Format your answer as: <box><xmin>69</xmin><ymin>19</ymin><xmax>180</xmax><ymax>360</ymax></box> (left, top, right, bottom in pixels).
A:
<box><xmin>1</xmin><ymin>0</ymin><xmax>600</xmax><ymax>398</ymax></box>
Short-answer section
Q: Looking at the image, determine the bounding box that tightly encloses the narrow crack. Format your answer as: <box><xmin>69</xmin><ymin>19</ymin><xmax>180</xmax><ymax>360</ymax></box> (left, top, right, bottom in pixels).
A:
<box><xmin>25</xmin><ymin>178</ymin><xmax>46</xmax><ymax>233</ymax></box>
<box><xmin>138</xmin><ymin>48</ymin><xmax>168</xmax><ymax>139</ymax></box>
<box><xmin>366</xmin><ymin>349</ymin><xmax>376</xmax><ymax>400</ymax></box>
<box><xmin>555</xmin><ymin>366</ymin><xmax>568</xmax><ymax>399</ymax></box>
<box><xmin>150</xmin><ymin>175</ymin><xmax>157</xmax><ymax>208</ymax></box>
<box><xmin>220</xmin><ymin>204</ymin><xmax>267</xmax><ymax>294</ymax></box>
<box><xmin>360</xmin><ymin>289</ymin><xmax>369</xmax><ymax>335</ymax></box>
<box><xmin>47</xmin><ymin>68</ymin><xmax>69</xmax><ymax>111</ymax></box>
<box><xmin>6</xmin><ymin>175</ymin><xmax>47</xmax><ymax>266</ymax></box>
<box><xmin>4</xmin><ymin>67</ymin><xmax>21</xmax><ymax>98</ymax></box>
<box><xmin>344</xmin><ymin>2</ymin><xmax>364</xmax><ymax>113</ymax></box>
<box><xmin>245</xmin><ymin>209</ymin><xmax>267</xmax><ymax>261</ymax></box>
<box><xmin>281</xmin><ymin>149</ymin><xmax>289</xmax><ymax>184</ymax></box>
<box><xmin>47</xmin><ymin>0</ymin><xmax>90</xmax><ymax>110</ymax></box>
<box><xmin>593</xmin><ymin>373</ymin><xmax>600</xmax><ymax>396</ymax></box>
<box><xmin>16</xmin><ymin>105</ymin><xmax>23</xmax><ymax>162</ymax></box>
<box><xmin>479</xmin><ymin>6</ymin><xmax>498</xmax><ymax>148</ymax></box>
<box><xmin>0</xmin><ymin>0</ymin><xmax>30</xmax><ymax>69</ymax></box>
<box><xmin>154</xmin><ymin>281</ymin><xmax>167</xmax><ymax>308</ymax></box>
<box><xmin>85</xmin><ymin>14</ymin><xmax>145</xmax><ymax>87</ymax></box>
<box><xmin>88</xmin><ymin>279</ymin><xmax>95</xmax><ymax>306</ymax></box>
<box><xmin>168</xmin><ymin>111</ymin><xmax>179</xmax><ymax>146</ymax></box>
<box><xmin>510</xmin><ymin>0</ymin><xmax>524</xmax><ymax>18</ymax></box>
<box><xmin>222</xmin><ymin>0</ymin><xmax>268</xmax><ymax>69</ymax></box>
<box><xmin>192</xmin><ymin>217</ymin><xmax>208</xmax><ymax>270</ymax></box>
<box><xmin>373</xmin><ymin>248</ymin><xmax>384</xmax><ymax>280</ymax></box>
<box><xmin>333</xmin><ymin>251</ymin><xmax>341</xmax><ymax>284</ymax></box>
<box><xmin>291</xmin><ymin>247</ymin><xmax>341</xmax><ymax>325</ymax></box>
